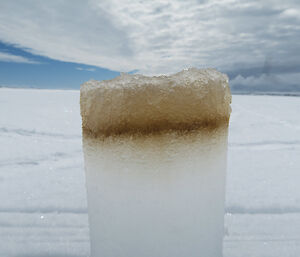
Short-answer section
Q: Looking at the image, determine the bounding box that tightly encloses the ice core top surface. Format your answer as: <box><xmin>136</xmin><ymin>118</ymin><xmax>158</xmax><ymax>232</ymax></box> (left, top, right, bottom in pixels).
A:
<box><xmin>80</xmin><ymin>68</ymin><xmax>231</xmax><ymax>136</ymax></box>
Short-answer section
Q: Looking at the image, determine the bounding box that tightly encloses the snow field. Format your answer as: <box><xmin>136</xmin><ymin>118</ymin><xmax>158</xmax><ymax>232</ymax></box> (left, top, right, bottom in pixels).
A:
<box><xmin>0</xmin><ymin>88</ymin><xmax>299</xmax><ymax>256</ymax></box>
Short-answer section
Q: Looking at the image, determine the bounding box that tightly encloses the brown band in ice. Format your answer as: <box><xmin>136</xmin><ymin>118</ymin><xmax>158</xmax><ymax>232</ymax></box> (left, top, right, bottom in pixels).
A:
<box><xmin>80</xmin><ymin>68</ymin><xmax>231</xmax><ymax>136</ymax></box>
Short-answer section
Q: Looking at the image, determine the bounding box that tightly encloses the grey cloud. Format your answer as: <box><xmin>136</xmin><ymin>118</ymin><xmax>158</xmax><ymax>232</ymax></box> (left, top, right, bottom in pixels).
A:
<box><xmin>230</xmin><ymin>73</ymin><xmax>300</xmax><ymax>93</ymax></box>
<box><xmin>0</xmin><ymin>0</ymin><xmax>299</xmax><ymax>92</ymax></box>
<box><xmin>226</xmin><ymin>62</ymin><xmax>300</xmax><ymax>79</ymax></box>
<box><xmin>0</xmin><ymin>52</ymin><xmax>39</xmax><ymax>64</ymax></box>
<box><xmin>0</xmin><ymin>0</ymin><xmax>134</xmax><ymax>70</ymax></box>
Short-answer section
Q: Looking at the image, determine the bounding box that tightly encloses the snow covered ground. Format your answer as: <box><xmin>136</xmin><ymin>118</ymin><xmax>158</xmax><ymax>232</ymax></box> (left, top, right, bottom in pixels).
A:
<box><xmin>0</xmin><ymin>88</ymin><xmax>299</xmax><ymax>257</ymax></box>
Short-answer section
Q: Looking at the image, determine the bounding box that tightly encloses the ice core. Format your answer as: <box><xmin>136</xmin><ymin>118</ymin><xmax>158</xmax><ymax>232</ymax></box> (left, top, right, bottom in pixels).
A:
<box><xmin>80</xmin><ymin>68</ymin><xmax>231</xmax><ymax>136</ymax></box>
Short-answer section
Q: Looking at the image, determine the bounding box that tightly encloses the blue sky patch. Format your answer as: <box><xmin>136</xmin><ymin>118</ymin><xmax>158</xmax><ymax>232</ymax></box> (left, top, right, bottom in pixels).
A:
<box><xmin>0</xmin><ymin>42</ymin><xmax>121</xmax><ymax>89</ymax></box>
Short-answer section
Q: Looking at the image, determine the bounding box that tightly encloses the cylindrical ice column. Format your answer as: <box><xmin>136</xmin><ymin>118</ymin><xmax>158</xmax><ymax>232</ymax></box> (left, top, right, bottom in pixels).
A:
<box><xmin>81</xmin><ymin>68</ymin><xmax>231</xmax><ymax>257</ymax></box>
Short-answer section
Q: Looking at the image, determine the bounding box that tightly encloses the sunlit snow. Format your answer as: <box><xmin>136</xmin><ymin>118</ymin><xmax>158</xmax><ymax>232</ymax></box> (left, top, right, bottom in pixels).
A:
<box><xmin>0</xmin><ymin>88</ymin><xmax>299</xmax><ymax>257</ymax></box>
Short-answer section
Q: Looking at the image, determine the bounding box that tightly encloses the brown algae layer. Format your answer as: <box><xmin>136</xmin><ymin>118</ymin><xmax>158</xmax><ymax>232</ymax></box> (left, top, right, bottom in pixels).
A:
<box><xmin>80</xmin><ymin>68</ymin><xmax>231</xmax><ymax>137</ymax></box>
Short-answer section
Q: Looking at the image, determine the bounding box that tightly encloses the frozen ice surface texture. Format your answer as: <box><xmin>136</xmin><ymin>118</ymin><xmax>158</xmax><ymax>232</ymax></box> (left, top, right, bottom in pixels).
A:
<box><xmin>0</xmin><ymin>88</ymin><xmax>300</xmax><ymax>256</ymax></box>
<box><xmin>81</xmin><ymin>68</ymin><xmax>231</xmax><ymax>257</ymax></box>
<box><xmin>80</xmin><ymin>68</ymin><xmax>231</xmax><ymax>136</ymax></box>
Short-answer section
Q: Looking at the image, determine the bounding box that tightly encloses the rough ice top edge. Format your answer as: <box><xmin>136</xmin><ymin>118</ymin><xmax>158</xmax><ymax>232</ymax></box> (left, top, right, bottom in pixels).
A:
<box><xmin>80</xmin><ymin>68</ymin><xmax>231</xmax><ymax>136</ymax></box>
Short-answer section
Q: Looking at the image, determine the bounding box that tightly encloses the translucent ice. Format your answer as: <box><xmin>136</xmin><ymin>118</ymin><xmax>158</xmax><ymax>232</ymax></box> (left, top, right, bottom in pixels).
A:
<box><xmin>80</xmin><ymin>68</ymin><xmax>231</xmax><ymax>136</ymax></box>
<box><xmin>81</xmin><ymin>68</ymin><xmax>231</xmax><ymax>257</ymax></box>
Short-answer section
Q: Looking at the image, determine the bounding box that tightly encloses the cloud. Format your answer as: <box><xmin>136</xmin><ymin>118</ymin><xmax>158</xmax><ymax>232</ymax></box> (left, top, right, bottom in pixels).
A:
<box><xmin>230</xmin><ymin>72</ymin><xmax>300</xmax><ymax>92</ymax></box>
<box><xmin>0</xmin><ymin>0</ymin><xmax>299</xmax><ymax>76</ymax></box>
<box><xmin>280</xmin><ymin>8</ymin><xmax>300</xmax><ymax>19</ymax></box>
<box><xmin>76</xmin><ymin>67</ymin><xmax>96</xmax><ymax>72</ymax></box>
<box><xmin>0</xmin><ymin>52</ymin><xmax>39</xmax><ymax>64</ymax></box>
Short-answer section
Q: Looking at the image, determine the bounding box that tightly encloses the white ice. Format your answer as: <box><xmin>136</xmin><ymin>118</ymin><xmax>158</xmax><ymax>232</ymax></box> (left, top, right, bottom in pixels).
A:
<box><xmin>0</xmin><ymin>88</ymin><xmax>300</xmax><ymax>256</ymax></box>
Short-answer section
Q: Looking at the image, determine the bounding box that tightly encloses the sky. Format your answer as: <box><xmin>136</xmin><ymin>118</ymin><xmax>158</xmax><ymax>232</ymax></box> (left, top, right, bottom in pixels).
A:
<box><xmin>0</xmin><ymin>0</ymin><xmax>300</xmax><ymax>91</ymax></box>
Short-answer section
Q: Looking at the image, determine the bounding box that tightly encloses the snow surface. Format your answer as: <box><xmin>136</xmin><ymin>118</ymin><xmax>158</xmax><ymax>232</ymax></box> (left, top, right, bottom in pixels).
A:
<box><xmin>0</xmin><ymin>88</ymin><xmax>300</xmax><ymax>256</ymax></box>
